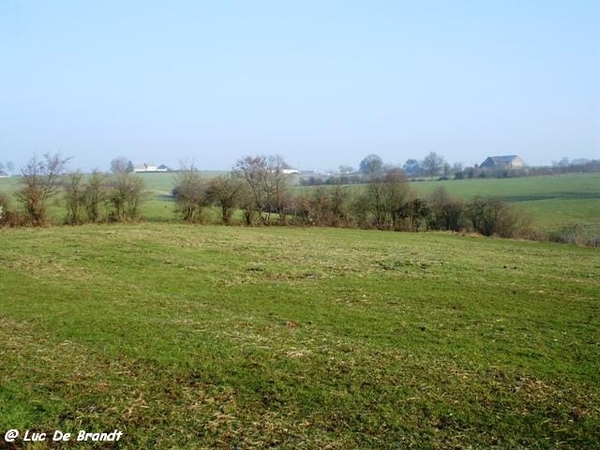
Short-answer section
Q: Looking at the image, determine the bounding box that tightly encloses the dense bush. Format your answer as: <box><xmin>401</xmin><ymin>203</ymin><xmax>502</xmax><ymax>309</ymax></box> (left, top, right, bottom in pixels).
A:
<box><xmin>427</xmin><ymin>187</ymin><xmax>465</xmax><ymax>232</ymax></box>
<box><xmin>293</xmin><ymin>185</ymin><xmax>351</xmax><ymax>228</ymax></box>
<box><xmin>466</xmin><ymin>197</ymin><xmax>530</xmax><ymax>238</ymax></box>
<box><xmin>406</xmin><ymin>198</ymin><xmax>430</xmax><ymax>232</ymax></box>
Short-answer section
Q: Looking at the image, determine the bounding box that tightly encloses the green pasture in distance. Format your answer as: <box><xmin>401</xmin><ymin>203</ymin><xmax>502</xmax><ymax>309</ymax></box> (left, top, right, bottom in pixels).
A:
<box><xmin>411</xmin><ymin>172</ymin><xmax>600</xmax><ymax>202</ymax></box>
<box><xmin>0</xmin><ymin>224</ymin><xmax>598</xmax><ymax>448</ymax></box>
<box><xmin>411</xmin><ymin>173</ymin><xmax>600</xmax><ymax>234</ymax></box>
<box><xmin>138</xmin><ymin>171</ymin><xmax>227</xmax><ymax>195</ymax></box>
<box><xmin>0</xmin><ymin>175</ymin><xmax>19</xmax><ymax>193</ymax></box>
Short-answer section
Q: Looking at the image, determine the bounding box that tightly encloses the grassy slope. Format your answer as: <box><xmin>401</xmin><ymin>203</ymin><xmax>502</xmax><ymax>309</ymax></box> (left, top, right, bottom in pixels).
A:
<box><xmin>1</xmin><ymin>224</ymin><xmax>598</xmax><ymax>448</ymax></box>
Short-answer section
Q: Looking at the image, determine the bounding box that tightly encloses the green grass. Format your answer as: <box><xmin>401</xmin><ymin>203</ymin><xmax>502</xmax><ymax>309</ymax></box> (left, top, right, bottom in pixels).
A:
<box><xmin>1</xmin><ymin>224</ymin><xmax>599</xmax><ymax>448</ymax></box>
<box><xmin>412</xmin><ymin>173</ymin><xmax>600</xmax><ymax>201</ymax></box>
<box><xmin>0</xmin><ymin>176</ymin><xmax>19</xmax><ymax>193</ymax></box>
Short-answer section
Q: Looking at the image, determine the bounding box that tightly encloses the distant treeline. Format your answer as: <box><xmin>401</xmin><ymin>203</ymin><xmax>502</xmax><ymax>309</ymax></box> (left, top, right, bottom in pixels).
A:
<box><xmin>300</xmin><ymin>159</ymin><xmax>600</xmax><ymax>186</ymax></box>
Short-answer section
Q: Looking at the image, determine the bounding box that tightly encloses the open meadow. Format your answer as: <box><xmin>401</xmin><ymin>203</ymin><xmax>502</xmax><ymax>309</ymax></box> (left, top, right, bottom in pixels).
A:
<box><xmin>3</xmin><ymin>2</ymin><xmax>598</xmax><ymax>448</ymax></box>
<box><xmin>1</xmin><ymin>224</ymin><xmax>599</xmax><ymax>448</ymax></box>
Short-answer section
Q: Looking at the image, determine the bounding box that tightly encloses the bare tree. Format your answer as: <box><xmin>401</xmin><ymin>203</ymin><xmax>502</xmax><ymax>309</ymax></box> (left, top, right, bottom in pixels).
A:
<box><xmin>110</xmin><ymin>156</ymin><xmax>131</xmax><ymax>174</ymax></box>
<box><xmin>382</xmin><ymin>169</ymin><xmax>411</xmax><ymax>229</ymax></box>
<box><xmin>107</xmin><ymin>173</ymin><xmax>145</xmax><ymax>222</ymax></box>
<box><xmin>422</xmin><ymin>152</ymin><xmax>445</xmax><ymax>180</ymax></box>
<box><xmin>235</xmin><ymin>156</ymin><xmax>268</xmax><ymax>223</ymax></box>
<box><xmin>367</xmin><ymin>177</ymin><xmax>387</xmax><ymax>229</ymax></box>
<box><xmin>359</xmin><ymin>154</ymin><xmax>384</xmax><ymax>178</ymax></box>
<box><xmin>206</xmin><ymin>175</ymin><xmax>244</xmax><ymax>225</ymax></box>
<box><xmin>172</xmin><ymin>162</ymin><xmax>206</xmax><ymax>222</ymax></box>
<box><xmin>329</xmin><ymin>183</ymin><xmax>349</xmax><ymax>227</ymax></box>
<box><xmin>234</xmin><ymin>155</ymin><xmax>290</xmax><ymax>224</ymax></box>
<box><xmin>366</xmin><ymin>168</ymin><xmax>411</xmax><ymax>229</ymax></box>
<box><xmin>403</xmin><ymin>159</ymin><xmax>420</xmax><ymax>177</ymax></box>
<box><xmin>64</xmin><ymin>172</ymin><xmax>86</xmax><ymax>225</ymax></box>
<box><xmin>83</xmin><ymin>170</ymin><xmax>108</xmax><ymax>222</ymax></box>
<box><xmin>16</xmin><ymin>153</ymin><xmax>70</xmax><ymax>226</ymax></box>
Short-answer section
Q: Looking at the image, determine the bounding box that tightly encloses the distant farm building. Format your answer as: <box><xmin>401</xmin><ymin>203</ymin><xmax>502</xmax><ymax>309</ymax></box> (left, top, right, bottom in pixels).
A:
<box><xmin>480</xmin><ymin>155</ymin><xmax>525</xmax><ymax>169</ymax></box>
<box><xmin>282</xmin><ymin>163</ymin><xmax>299</xmax><ymax>175</ymax></box>
<box><xmin>133</xmin><ymin>163</ymin><xmax>168</xmax><ymax>173</ymax></box>
<box><xmin>0</xmin><ymin>171</ymin><xmax>9</xmax><ymax>178</ymax></box>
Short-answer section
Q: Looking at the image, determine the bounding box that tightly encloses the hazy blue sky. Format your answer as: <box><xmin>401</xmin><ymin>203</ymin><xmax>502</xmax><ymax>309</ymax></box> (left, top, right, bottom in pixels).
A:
<box><xmin>1</xmin><ymin>0</ymin><xmax>598</xmax><ymax>172</ymax></box>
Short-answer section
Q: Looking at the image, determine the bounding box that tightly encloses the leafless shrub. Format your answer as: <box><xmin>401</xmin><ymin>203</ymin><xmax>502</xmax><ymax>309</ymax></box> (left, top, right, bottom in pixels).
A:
<box><xmin>234</xmin><ymin>155</ymin><xmax>290</xmax><ymax>225</ymax></box>
<box><xmin>16</xmin><ymin>153</ymin><xmax>70</xmax><ymax>226</ymax></box>
<box><xmin>106</xmin><ymin>173</ymin><xmax>146</xmax><ymax>222</ymax></box>
<box><xmin>365</xmin><ymin>168</ymin><xmax>411</xmax><ymax>229</ymax></box>
<box><xmin>64</xmin><ymin>172</ymin><xmax>86</xmax><ymax>225</ymax></box>
<box><xmin>172</xmin><ymin>162</ymin><xmax>206</xmax><ymax>223</ymax></box>
<box><xmin>83</xmin><ymin>170</ymin><xmax>108</xmax><ymax>223</ymax></box>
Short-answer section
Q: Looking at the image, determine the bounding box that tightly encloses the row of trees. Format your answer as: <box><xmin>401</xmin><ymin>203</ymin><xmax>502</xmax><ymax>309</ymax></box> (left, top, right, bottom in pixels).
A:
<box><xmin>172</xmin><ymin>156</ymin><xmax>288</xmax><ymax>225</ymax></box>
<box><xmin>0</xmin><ymin>161</ymin><xmax>16</xmax><ymax>174</ymax></box>
<box><xmin>293</xmin><ymin>176</ymin><xmax>529</xmax><ymax>237</ymax></box>
<box><xmin>328</xmin><ymin>154</ymin><xmax>600</xmax><ymax>186</ymax></box>
<box><xmin>0</xmin><ymin>153</ymin><xmax>529</xmax><ymax>240</ymax></box>
<box><xmin>0</xmin><ymin>154</ymin><xmax>146</xmax><ymax>227</ymax></box>
<box><xmin>170</xmin><ymin>156</ymin><xmax>529</xmax><ymax>238</ymax></box>
<box><xmin>357</xmin><ymin>152</ymin><xmax>448</xmax><ymax>180</ymax></box>
<box><xmin>300</xmin><ymin>152</ymin><xmax>457</xmax><ymax>186</ymax></box>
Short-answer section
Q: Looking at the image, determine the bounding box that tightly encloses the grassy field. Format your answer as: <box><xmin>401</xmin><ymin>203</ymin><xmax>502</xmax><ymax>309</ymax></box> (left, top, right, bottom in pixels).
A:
<box><xmin>1</xmin><ymin>224</ymin><xmax>599</xmax><ymax>448</ymax></box>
